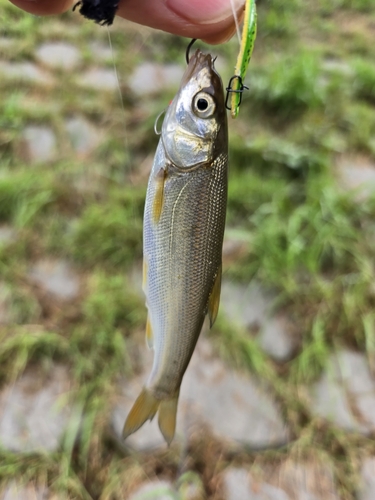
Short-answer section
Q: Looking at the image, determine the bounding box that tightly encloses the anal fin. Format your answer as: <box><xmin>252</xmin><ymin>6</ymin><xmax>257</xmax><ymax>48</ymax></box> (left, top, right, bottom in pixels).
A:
<box><xmin>208</xmin><ymin>263</ymin><xmax>222</xmax><ymax>328</ymax></box>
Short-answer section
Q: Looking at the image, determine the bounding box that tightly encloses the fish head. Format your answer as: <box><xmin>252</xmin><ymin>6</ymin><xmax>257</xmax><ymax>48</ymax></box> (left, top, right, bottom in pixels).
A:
<box><xmin>162</xmin><ymin>49</ymin><xmax>227</xmax><ymax>170</ymax></box>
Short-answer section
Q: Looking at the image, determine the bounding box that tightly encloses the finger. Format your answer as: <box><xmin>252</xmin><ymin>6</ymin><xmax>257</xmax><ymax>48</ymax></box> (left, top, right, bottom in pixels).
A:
<box><xmin>8</xmin><ymin>0</ymin><xmax>244</xmax><ymax>44</ymax></box>
<box><xmin>9</xmin><ymin>0</ymin><xmax>74</xmax><ymax>15</ymax></box>
<box><xmin>117</xmin><ymin>0</ymin><xmax>245</xmax><ymax>44</ymax></box>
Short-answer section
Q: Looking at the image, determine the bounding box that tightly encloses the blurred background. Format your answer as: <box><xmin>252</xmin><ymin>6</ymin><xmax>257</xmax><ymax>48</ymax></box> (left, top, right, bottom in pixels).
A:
<box><xmin>1</xmin><ymin>0</ymin><xmax>375</xmax><ymax>498</ymax></box>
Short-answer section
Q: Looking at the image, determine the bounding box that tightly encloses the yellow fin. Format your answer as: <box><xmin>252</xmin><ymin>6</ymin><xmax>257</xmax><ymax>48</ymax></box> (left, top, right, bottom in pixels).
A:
<box><xmin>142</xmin><ymin>258</ymin><xmax>148</xmax><ymax>289</ymax></box>
<box><xmin>208</xmin><ymin>263</ymin><xmax>222</xmax><ymax>328</ymax></box>
<box><xmin>145</xmin><ymin>314</ymin><xmax>154</xmax><ymax>349</ymax></box>
<box><xmin>122</xmin><ymin>388</ymin><xmax>159</xmax><ymax>439</ymax></box>
<box><xmin>158</xmin><ymin>391</ymin><xmax>179</xmax><ymax>446</ymax></box>
<box><xmin>152</xmin><ymin>168</ymin><xmax>166</xmax><ymax>224</ymax></box>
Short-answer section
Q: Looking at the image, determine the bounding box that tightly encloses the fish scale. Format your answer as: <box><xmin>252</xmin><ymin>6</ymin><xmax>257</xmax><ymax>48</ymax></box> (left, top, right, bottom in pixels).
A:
<box><xmin>123</xmin><ymin>50</ymin><xmax>228</xmax><ymax>444</ymax></box>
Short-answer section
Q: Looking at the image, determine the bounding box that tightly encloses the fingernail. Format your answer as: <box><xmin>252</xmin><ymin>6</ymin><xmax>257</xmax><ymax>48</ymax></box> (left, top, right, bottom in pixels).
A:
<box><xmin>167</xmin><ymin>0</ymin><xmax>245</xmax><ymax>25</ymax></box>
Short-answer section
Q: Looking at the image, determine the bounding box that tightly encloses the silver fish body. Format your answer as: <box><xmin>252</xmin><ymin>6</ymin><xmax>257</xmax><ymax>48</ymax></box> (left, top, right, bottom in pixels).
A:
<box><xmin>123</xmin><ymin>50</ymin><xmax>228</xmax><ymax>444</ymax></box>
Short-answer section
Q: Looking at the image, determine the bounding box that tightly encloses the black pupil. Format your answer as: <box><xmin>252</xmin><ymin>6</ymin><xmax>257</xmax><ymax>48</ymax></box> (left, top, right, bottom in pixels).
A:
<box><xmin>197</xmin><ymin>98</ymin><xmax>209</xmax><ymax>111</ymax></box>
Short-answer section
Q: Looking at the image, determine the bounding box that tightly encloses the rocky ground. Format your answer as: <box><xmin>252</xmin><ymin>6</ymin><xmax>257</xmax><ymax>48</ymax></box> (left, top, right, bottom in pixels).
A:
<box><xmin>1</xmin><ymin>0</ymin><xmax>375</xmax><ymax>498</ymax></box>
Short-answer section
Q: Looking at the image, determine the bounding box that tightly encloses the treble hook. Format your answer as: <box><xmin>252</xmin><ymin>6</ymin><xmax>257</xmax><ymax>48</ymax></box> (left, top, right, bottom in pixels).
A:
<box><xmin>186</xmin><ymin>39</ymin><xmax>197</xmax><ymax>64</ymax></box>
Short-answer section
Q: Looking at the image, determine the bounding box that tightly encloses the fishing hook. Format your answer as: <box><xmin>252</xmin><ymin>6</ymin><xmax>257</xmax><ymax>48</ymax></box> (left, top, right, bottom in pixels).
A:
<box><xmin>186</xmin><ymin>39</ymin><xmax>197</xmax><ymax>64</ymax></box>
<box><xmin>225</xmin><ymin>75</ymin><xmax>249</xmax><ymax>111</ymax></box>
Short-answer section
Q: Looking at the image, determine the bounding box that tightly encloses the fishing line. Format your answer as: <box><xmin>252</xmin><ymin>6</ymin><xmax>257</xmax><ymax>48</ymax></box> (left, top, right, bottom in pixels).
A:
<box><xmin>106</xmin><ymin>25</ymin><xmax>135</xmax><ymax>182</ymax></box>
<box><xmin>230</xmin><ymin>0</ymin><xmax>242</xmax><ymax>46</ymax></box>
<box><xmin>107</xmin><ymin>26</ymin><xmax>126</xmax><ymax>121</ymax></box>
<box><xmin>107</xmin><ymin>26</ymin><xmax>128</xmax><ymax>146</ymax></box>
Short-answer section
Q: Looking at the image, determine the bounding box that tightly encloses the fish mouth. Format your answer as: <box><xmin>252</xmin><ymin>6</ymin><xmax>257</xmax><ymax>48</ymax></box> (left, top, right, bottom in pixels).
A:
<box><xmin>180</xmin><ymin>49</ymin><xmax>217</xmax><ymax>87</ymax></box>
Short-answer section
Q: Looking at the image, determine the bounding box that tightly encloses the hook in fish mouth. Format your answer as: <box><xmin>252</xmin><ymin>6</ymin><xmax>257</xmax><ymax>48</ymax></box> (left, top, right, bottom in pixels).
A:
<box><xmin>185</xmin><ymin>39</ymin><xmax>218</xmax><ymax>69</ymax></box>
<box><xmin>186</xmin><ymin>39</ymin><xmax>198</xmax><ymax>65</ymax></box>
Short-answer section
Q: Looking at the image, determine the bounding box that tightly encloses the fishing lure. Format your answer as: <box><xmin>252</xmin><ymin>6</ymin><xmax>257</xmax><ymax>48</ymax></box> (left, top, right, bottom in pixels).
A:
<box><xmin>226</xmin><ymin>0</ymin><xmax>257</xmax><ymax>118</ymax></box>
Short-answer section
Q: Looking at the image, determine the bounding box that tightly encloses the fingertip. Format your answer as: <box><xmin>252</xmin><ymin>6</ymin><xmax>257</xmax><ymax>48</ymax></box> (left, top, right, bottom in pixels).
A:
<box><xmin>9</xmin><ymin>0</ymin><xmax>74</xmax><ymax>16</ymax></box>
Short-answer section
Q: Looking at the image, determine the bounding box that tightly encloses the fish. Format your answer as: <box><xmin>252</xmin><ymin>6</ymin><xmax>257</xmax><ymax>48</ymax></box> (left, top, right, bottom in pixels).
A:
<box><xmin>123</xmin><ymin>49</ymin><xmax>228</xmax><ymax>445</ymax></box>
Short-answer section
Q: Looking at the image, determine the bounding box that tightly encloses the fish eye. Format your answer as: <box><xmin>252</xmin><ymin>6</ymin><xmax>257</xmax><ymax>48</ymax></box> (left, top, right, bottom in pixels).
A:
<box><xmin>192</xmin><ymin>92</ymin><xmax>216</xmax><ymax>118</ymax></box>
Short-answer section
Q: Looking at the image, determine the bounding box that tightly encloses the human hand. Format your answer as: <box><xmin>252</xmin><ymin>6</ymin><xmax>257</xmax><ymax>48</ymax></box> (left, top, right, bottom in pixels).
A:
<box><xmin>9</xmin><ymin>0</ymin><xmax>244</xmax><ymax>44</ymax></box>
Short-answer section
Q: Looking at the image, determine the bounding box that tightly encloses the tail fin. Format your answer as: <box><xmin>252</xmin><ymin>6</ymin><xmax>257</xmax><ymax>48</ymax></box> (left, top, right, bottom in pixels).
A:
<box><xmin>158</xmin><ymin>391</ymin><xmax>179</xmax><ymax>445</ymax></box>
<box><xmin>122</xmin><ymin>388</ymin><xmax>179</xmax><ymax>445</ymax></box>
<box><xmin>122</xmin><ymin>388</ymin><xmax>159</xmax><ymax>439</ymax></box>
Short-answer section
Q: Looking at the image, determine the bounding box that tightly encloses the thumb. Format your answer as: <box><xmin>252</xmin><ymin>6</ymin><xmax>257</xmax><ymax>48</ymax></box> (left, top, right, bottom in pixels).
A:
<box><xmin>117</xmin><ymin>0</ymin><xmax>245</xmax><ymax>43</ymax></box>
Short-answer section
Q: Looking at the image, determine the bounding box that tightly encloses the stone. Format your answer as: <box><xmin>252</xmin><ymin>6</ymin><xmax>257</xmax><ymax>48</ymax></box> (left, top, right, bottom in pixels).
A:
<box><xmin>222</xmin><ymin>468</ymin><xmax>289</xmax><ymax>500</ymax></box>
<box><xmin>0</xmin><ymin>365</ymin><xmax>72</xmax><ymax>452</ymax></box>
<box><xmin>311</xmin><ymin>368</ymin><xmax>361</xmax><ymax>432</ymax></box>
<box><xmin>222</xmin><ymin>460</ymin><xmax>340</xmax><ymax>500</ymax></box>
<box><xmin>220</xmin><ymin>280</ymin><xmax>295</xmax><ymax>361</ymax></box>
<box><xmin>113</xmin><ymin>338</ymin><xmax>289</xmax><ymax>451</ymax></box>
<box><xmin>222</xmin><ymin>468</ymin><xmax>254</xmax><ymax>500</ymax></box>
<box><xmin>268</xmin><ymin>461</ymin><xmax>340</xmax><ymax>500</ymax></box>
<box><xmin>259</xmin><ymin>316</ymin><xmax>294</xmax><ymax>362</ymax></box>
<box><xmin>28</xmin><ymin>259</ymin><xmax>80</xmax><ymax>300</ymax></box>
<box><xmin>64</xmin><ymin>116</ymin><xmax>101</xmax><ymax>155</ymax></box>
<box><xmin>22</xmin><ymin>126</ymin><xmax>57</xmax><ymax>162</ymax></box>
<box><xmin>322</xmin><ymin>59</ymin><xmax>354</xmax><ymax>77</ymax></box>
<box><xmin>336</xmin><ymin>155</ymin><xmax>375</xmax><ymax>201</ymax></box>
<box><xmin>359</xmin><ymin>457</ymin><xmax>375</xmax><ymax>500</ymax></box>
<box><xmin>129</xmin><ymin>480</ymin><xmax>176</xmax><ymax>500</ymax></box>
<box><xmin>88</xmin><ymin>42</ymin><xmax>113</xmax><ymax>62</ymax></box>
<box><xmin>310</xmin><ymin>349</ymin><xmax>375</xmax><ymax>434</ymax></box>
<box><xmin>220</xmin><ymin>280</ymin><xmax>272</xmax><ymax>331</ymax></box>
<box><xmin>0</xmin><ymin>225</ymin><xmax>16</xmax><ymax>245</ymax></box>
<box><xmin>0</xmin><ymin>62</ymin><xmax>54</xmax><ymax>86</ymax></box>
<box><xmin>180</xmin><ymin>339</ymin><xmax>289</xmax><ymax>448</ymax></box>
<box><xmin>129</xmin><ymin>62</ymin><xmax>184</xmax><ymax>96</ymax></box>
<box><xmin>77</xmin><ymin>68</ymin><xmax>118</xmax><ymax>91</ymax></box>
<box><xmin>35</xmin><ymin>42</ymin><xmax>82</xmax><ymax>70</ymax></box>
<box><xmin>0</xmin><ymin>37</ymin><xmax>16</xmax><ymax>50</ymax></box>
<box><xmin>1</xmin><ymin>482</ymin><xmax>48</xmax><ymax>500</ymax></box>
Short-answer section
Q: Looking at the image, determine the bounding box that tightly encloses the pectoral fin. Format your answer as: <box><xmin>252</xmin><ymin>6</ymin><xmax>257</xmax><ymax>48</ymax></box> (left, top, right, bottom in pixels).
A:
<box><xmin>152</xmin><ymin>168</ymin><xmax>166</xmax><ymax>224</ymax></box>
<box><xmin>208</xmin><ymin>263</ymin><xmax>222</xmax><ymax>328</ymax></box>
<box><xmin>145</xmin><ymin>314</ymin><xmax>154</xmax><ymax>349</ymax></box>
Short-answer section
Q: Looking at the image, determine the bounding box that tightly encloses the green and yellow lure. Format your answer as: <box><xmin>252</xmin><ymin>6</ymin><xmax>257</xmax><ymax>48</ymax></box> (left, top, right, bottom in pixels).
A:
<box><xmin>228</xmin><ymin>0</ymin><xmax>257</xmax><ymax>118</ymax></box>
